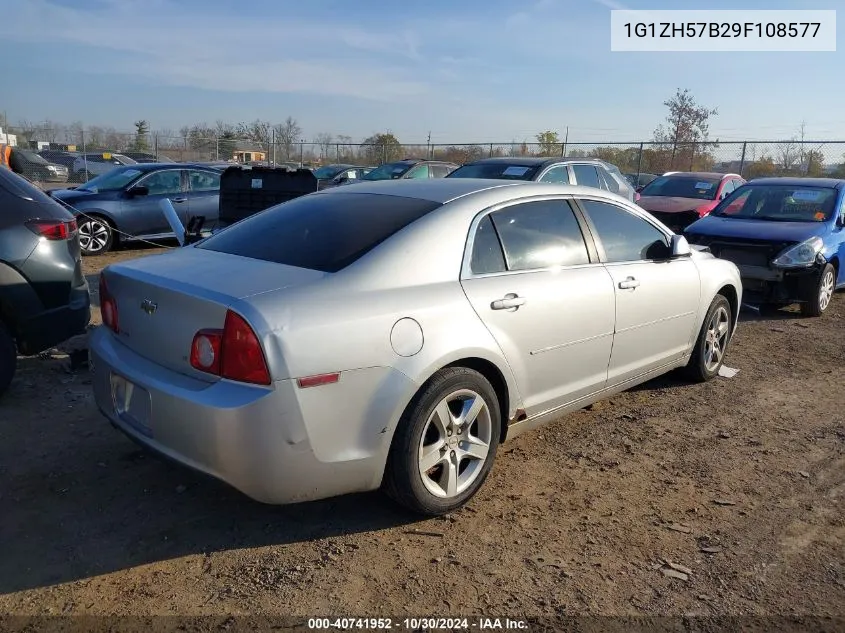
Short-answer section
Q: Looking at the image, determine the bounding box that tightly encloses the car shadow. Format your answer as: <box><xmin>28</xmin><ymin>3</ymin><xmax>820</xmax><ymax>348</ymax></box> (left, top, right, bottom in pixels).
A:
<box><xmin>0</xmin><ymin>360</ymin><xmax>418</xmax><ymax>594</ymax></box>
<box><xmin>737</xmin><ymin>302</ymin><xmax>805</xmax><ymax>323</ymax></box>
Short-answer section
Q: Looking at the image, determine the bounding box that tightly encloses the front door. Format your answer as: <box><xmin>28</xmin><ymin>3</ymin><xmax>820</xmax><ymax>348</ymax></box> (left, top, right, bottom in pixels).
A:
<box><xmin>460</xmin><ymin>198</ymin><xmax>616</xmax><ymax>416</ymax></box>
<box><xmin>577</xmin><ymin>198</ymin><xmax>701</xmax><ymax>386</ymax></box>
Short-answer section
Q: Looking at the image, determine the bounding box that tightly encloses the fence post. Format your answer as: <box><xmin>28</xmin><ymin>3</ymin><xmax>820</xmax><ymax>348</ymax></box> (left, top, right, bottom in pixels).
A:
<box><xmin>299</xmin><ymin>141</ymin><xmax>304</xmax><ymax>167</ymax></box>
<box><xmin>271</xmin><ymin>129</ymin><xmax>275</xmax><ymax>166</ymax></box>
<box><xmin>739</xmin><ymin>141</ymin><xmax>747</xmax><ymax>177</ymax></box>
<box><xmin>82</xmin><ymin>128</ymin><xmax>87</xmax><ymax>177</ymax></box>
<box><xmin>336</xmin><ymin>144</ymin><xmax>340</xmax><ymax>162</ymax></box>
<box><xmin>382</xmin><ymin>143</ymin><xmax>387</xmax><ymax>164</ymax></box>
<box><xmin>489</xmin><ymin>143</ymin><xmax>494</xmax><ymax>158</ymax></box>
<box><xmin>215</xmin><ymin>136</ymin><xmax>219</xmax><ymax>161</ymax></box>
<box><xmin>635</xmin><ymin>142</ymin><xmax>644</xmax><ymax>179</ymax></box>
<box><xmin>154</xmin><ymin>133</ymin><xmax>158</xmax><ymax>159</ymax></box>
<box><xmin>560</xmin><ymin>143</ymin><xmax>565</xmax><ymax>157</ymax></box>
<box><xmin>689</xmin><ymin>143</ymin><xmax>695</xmax><ymax>171</ymax></box>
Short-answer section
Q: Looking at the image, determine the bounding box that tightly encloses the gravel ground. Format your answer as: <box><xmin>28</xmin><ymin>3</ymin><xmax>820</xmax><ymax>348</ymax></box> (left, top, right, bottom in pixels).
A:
<box><xmin>0</xmin><ymin>245</ymin><xmax>843</xmax><ymax>623</ymax></box>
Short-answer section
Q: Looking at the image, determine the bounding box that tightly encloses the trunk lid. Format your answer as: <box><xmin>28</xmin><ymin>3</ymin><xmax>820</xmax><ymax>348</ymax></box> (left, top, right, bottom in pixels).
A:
<box><xmin>103</xmin><ymin>247</ymin><xmax>326</xmax><ymax>379</ymax></box>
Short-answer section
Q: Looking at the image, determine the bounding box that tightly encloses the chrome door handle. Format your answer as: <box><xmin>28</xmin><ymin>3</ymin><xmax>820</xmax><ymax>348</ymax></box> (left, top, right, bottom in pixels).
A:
<box><xmin>618</xmin><ymin>277</ymin><xmax>640</xmax><ymax>290</ymax></box>
<box><xmin>171</xmin><ymin>197</ymin><xmax>187</xmax><ymax>203</ymax></box>
<box><xmin>491</xmin><ymin>294</ymin><xmax>526</xmax><ymax>310</ymax></box>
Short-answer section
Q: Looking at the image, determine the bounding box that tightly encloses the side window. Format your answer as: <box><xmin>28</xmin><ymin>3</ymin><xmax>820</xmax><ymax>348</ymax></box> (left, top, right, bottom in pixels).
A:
<box><xmin>723</xmin><ymin>188</ymin><xmax>751</xmax><ymax>215</ymax></box>
<box><xmin>597</xmin><ymin>166</ymin><xmax>620</xmax><ymax>193</ymax></box>
<box><xmin>489</xmin><ymin>199</ymin><xmax>590</xmax><ymax>271</ymax></box>
<box><xmin>87</xmin><ymin>155</ymin><xmax>104</xmax><ymax>164</ymax></box>
<box><xmin>430</xmin><ymin>165</ymin><xmax>452</xmax><ymax>178</ymax></box>
<box><xmin>580</xmin><ymin>199</ymin><xmax>670</xmax><ymax>262</ymax></box>
<box><xmin>720</xmin><ymin>179</ymin><xmax>735</xmax><ymax>198</ymax></box>
<box><xmin>538</xmin><ymin>165</ymin><xmax>570</xmax><ymax>184</ymax></box>
<box><xmin>138</xmin><ymin>170</ymin><xmax>182</xmax><ymax>195</ymax></box>
<box><xmin>189</xmin><ymin>169</ymin><xmax>220</xmax><ymax>192</ymax></box>
<box><xmin>571</xmin><ymin>164</ymin><xmax>601</xmax><ymax>189</ymax></box>
<box><xmin>470</xmin><ymin>215</ymin><xmax>507</xmax><ymax>275</ymax></box>
<box><xmin>405</xmin><ymin>164</ymin><xmax>430</xmax><ymax>179</ymax></box>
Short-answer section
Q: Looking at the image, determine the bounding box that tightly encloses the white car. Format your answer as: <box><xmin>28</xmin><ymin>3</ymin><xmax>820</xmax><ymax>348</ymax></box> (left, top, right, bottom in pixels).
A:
<box><xmin>89</xmin><ymin>179</ymin><xmax>742</xmax><ymax>515</ymax></box>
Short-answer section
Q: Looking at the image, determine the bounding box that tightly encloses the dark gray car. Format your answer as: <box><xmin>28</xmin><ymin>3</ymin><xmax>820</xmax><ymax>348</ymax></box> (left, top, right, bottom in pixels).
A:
<box><xmin>0</xmin><ymin>168</ymin><xmax>91</xmax><ymax>395</ymax></box>
<box><xmin>51</xmin><ymin>163</ymin><xmax>222</xmax><ymax>255</ymax></box>
<box><xmin>447</xmin><ymin>157</ymin><xmax>636</xmax><ymax>202</ymax></box>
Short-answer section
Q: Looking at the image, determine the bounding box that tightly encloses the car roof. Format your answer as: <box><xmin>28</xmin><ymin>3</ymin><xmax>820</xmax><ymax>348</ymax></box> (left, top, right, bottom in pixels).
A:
<box><xmin>746</xmin><ymin>177</ymin><xmax>845</xmax><ymax>188</ymax></box>
<box><xmin>315</xmin><ymin>176</ymin><xmax>625</xmax><ymax>204</ymax></box>
<box><xmin>663</xmin><ymin>171</ymin><xmax>735</xmax><ymax>179</ymax></box>
<box><xmin>108</xmin><ymin>162</ymin><xmax>222</xmax><ymax>171</ymax></box>
<box><xmin>462</xmin><ymin>156</ymin><xmax>613</xmax><ymax>167</ymax></box>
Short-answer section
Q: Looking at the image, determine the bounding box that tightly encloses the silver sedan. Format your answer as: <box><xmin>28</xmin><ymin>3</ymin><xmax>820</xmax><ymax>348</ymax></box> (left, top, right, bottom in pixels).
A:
<box><xmin>89</xmin><ymin>179</ymin><xmax>742</xmax><ymax>515</ymax></box>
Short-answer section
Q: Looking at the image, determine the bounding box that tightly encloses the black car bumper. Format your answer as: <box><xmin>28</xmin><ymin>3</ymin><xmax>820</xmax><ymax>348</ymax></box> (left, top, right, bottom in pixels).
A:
<box><xmin>17</xmin><ymin>286</ymin><xmax>91</xmax><ymax>355</ymax></box>
<box><xmin>735</xmin><ymin>263</ymin><xmax>823</xmax><ymax>305</ymax></box>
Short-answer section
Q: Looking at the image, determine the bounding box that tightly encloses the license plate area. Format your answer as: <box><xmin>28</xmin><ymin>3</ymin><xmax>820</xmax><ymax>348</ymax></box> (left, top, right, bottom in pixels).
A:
<box><xmin>110</xmin><ymin>372</ymin><xmax>153</xmax><ymax>437</ymax></box>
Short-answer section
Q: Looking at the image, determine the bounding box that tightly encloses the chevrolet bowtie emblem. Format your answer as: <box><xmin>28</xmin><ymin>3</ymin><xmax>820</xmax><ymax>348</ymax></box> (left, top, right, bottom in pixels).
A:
<box><xmin>140</xmin><ymin>299</ymin><xmax>158</xmax><ymax>315</ymax></box>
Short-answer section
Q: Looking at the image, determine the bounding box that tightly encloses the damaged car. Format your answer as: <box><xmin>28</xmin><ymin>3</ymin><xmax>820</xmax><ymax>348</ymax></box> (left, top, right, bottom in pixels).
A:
<box><xmin>685</xmin><ymin>177</ymin><xmax>845</xmax><ymax>317</ymax></box>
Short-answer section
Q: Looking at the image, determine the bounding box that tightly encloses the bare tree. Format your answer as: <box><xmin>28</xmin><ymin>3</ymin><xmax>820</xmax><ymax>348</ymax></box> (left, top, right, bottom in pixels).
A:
<box><xmin>273</xmin><ymin>117</ymin><xmax>302</xmax><ymax>160</ymax></box>
<box><xmin>654</xmin><ymin>88</ymin><xmax>718</xmax><ymax>146</ymax></box>
<box><xmin>776</xmin><ymin>138</ymin><xmax>800</xmax><ymax>172</ymax></box>
<box><xmin>315</xmin><ymin>132</ymin><xmax>333</xmax><ymax>159</ymax></box>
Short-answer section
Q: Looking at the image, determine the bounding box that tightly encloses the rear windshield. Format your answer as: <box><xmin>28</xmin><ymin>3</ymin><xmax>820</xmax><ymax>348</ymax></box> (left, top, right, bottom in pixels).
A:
<box><xmin>640</xmin><ymin>175</ymin><xmax>721</xmax><ymax>200</ymax></box>
<box><xmin>711</xmin><ymin>184</ymin><xmax>839</xmax><ymax>222</ymax></box>
<box><xmin>197</xmin><ymin>192</ymin><xmax>442</xmax><ymax>272</ymax></box>
<box><xmin>447</xmin><ymin>163</ymin><xmax>540</xmax><ymax>180</ymax></box>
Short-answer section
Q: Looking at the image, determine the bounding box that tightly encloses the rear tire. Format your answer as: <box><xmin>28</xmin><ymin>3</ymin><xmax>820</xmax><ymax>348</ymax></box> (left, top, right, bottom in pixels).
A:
<box><xmin>0</xmin><ymin>322</ymin><xmax>17</xmax><ymax>398</ymax></box>
<box><xmin>800</xmin><ymin>263</ymin><xmax>835</xmax><ymax>318</ymax></box>
<box><xmin>383</xmin><ymin>367</ymin><xmax>501</xmax><ymax>516</ymax></box>
<box><xmin>684</xmin><ymin>294</ymin><xmax>732</xmax><ymax>383</ymax></box>
<box><xmin>78</xmin><ymin>216</ymin><xmax>114</xmax><ymax>255</ymax></box>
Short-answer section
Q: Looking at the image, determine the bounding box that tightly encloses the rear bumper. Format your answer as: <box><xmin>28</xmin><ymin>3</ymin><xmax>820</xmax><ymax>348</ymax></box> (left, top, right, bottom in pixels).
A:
<box><xmin>88</xmin><ymin>327</ymin><xmax>416</xmax><ymax>504</ymax></box>
<box><xmin>17</xmin><ymin>284</ymin><xmax>91</xmax><ymax>355</ymax></box>
<box><xmin>736</xmin><ymin>263</ymin><xmax>821</xmax><ymax>304</ymax></box>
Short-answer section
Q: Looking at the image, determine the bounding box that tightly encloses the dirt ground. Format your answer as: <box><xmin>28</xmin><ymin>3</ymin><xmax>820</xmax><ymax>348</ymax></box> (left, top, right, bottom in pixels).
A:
<box><xmin>1</xmin><ymin>244</ymin><xmax>843</xmax><ymax>623</ymax></box>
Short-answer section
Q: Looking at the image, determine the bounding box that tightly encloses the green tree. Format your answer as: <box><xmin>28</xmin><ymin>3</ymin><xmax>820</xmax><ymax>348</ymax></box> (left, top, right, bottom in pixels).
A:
<box><xmin>362</xmin><ymin>132</ymin><xmax>402</xmax><ymax>164</ymax></box>
<box><xmin>535</xmin><ymin>130</ymin><xmax>560</xmax><ymax>156</ymax></box>
<box><xmin>133</xmin><ymin>120</ymin><xmax>150</xmax><ymax>151</ymax></box>
<box><xmin>805</xmin><ymin>149</ymin><xmax>826</xmax><ymax>177</ymax></box>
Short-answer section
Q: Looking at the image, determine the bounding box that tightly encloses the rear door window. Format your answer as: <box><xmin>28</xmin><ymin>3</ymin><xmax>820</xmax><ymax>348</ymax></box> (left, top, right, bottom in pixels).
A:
<box><xmin>571</xmin><ymin>164</ymin><xmax>601</xmax><ymax>189</ymax></box>
<box><xmin>489</xmin><ymin>199</ymin><xmax>590</xmax><ymax>271</ymax></box>
<box><xmin>197</xmin><ymin>192</ymin><xmax>442</xmax><ymax>272</ymax></box>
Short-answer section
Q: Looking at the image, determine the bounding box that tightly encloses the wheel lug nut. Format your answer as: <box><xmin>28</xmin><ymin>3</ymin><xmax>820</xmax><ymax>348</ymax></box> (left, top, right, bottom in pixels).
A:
<box><xmin>450</xmin><ymin>451</ymin><xmax>456</xmax><ymax>458</ymax></box>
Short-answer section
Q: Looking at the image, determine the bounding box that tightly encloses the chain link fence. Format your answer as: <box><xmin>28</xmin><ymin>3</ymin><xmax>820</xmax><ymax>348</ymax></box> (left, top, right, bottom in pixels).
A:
<box><xmin>5</xmin><ymin>124</ymin><xmax>845</xmax><ymax>185</ymax></box>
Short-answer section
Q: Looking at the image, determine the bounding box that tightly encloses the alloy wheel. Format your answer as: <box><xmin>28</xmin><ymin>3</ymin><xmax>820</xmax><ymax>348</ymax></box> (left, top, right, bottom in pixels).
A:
<box><xmin>703</xmin><ymin>306</ymin><xmax>730</xmax><ymax>373</ymax></box>
<box><xmin>79</xmin><ymin>219</ymin><xmax>110</xmax><ymax>254</ymax></box>
<box><xmin>417</xmin><ymin>389</ymin><xmax>493</xmax><ymax>499</ymax></box>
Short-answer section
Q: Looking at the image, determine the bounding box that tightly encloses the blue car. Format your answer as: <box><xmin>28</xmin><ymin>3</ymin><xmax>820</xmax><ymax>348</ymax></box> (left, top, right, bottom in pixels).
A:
<box><xmin>50</xmin><ymin>163</ymin><xmax>224</xmax><ymax>255</ymax></box>
<box><xmin>684</xmin><ymin>177</ymin><xmax>845</xmax><ymax>317</ymax></box>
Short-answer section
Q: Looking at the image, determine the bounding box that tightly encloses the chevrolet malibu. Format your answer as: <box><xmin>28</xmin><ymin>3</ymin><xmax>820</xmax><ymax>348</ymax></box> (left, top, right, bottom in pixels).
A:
<box><xmin>90</xmin><ymin>179</ymin><xmax>742</xmax><ymax>515</ymax></box>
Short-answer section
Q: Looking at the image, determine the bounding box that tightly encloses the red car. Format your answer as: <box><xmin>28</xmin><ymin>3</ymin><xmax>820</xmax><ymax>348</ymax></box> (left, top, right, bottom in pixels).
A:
<box><xmin>636</xmin><ymin>171</ymin><xmax>745</xmax><ymax>232</ymax></box>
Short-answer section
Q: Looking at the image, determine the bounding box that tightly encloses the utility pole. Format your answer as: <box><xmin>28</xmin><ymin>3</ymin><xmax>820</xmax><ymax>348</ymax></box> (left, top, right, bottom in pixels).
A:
<box><xmin>427</xmin><ymin>131</ymin><xmax>431</xmax><ymax>159</ymax></box>
<box><xmin>562</xmin><ymin>126</ymin><xmax>569</xmax><ymax>157</ymax></box>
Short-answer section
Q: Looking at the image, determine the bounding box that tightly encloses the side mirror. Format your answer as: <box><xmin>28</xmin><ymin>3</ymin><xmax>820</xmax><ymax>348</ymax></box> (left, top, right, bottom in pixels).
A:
<box><xmin>126</xmin><ymin>185</ymin><xmax>149</xmax><ymax>197</ymax></box>
<box><xmin>635</xmin><ymin>185</ymin><xmax>644</xmax><ymax>193</ymax></box>
<box><xmin>670</xmin><ymin>234</ymin><xmax>692</xmax><ymax>258</ymax></box>
<box><xmin>837</xmin><ymin>214</ymin><xmax>845</xmax><ymax>228</ymax></box>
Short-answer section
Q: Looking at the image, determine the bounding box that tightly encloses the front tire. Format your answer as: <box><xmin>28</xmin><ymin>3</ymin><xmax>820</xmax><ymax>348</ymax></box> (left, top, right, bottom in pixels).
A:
<box><xmin>800</xmin><ymin>263</ymin><xmax>835</xmax><ymax>318</ymax></box>
<box><xmin>0</xmin><ymin>322</ymin><xmax>17</xmax><ymax>398</ymax></box>
<box><xmin>78</xmin><ymin>216</ymin><xmax>114</xmax><ymax>255</ymax></box>
<box><xmin>684</xmin><ymin>294</ymin><xmax>732</xmax><ymax>383</ymax></box>
<box><xmin>383</xmin><ymin>367</ymin><xmax>501</xmax><ymax>516</ymax></box>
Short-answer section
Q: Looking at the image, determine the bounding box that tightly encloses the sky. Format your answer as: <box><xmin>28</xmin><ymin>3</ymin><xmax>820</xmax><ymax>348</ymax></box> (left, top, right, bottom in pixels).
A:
<box><xmin>2</xmin><ymin>0</ymin><xmax>843</xmax><ymax>144</ymax></box>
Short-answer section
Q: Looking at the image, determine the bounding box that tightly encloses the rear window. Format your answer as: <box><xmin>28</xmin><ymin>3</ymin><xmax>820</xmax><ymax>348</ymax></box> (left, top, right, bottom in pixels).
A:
<box><xmin>447</xmin><ymin>163</ymin><xmax>540</xmax><ymax>180</ymax></box>
<box><xmin>197</xmin><ymin>192</ymin><xmax>442</xmax><ymax>272</ymax></box>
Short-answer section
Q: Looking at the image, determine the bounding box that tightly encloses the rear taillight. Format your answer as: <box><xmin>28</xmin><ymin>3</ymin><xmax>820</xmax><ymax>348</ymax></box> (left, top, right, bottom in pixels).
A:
<box><xmin>190</xmin><ymin>310</ymin><xmax>270</xmax><ymax>385</ymax></box>
<box><xmin>99</xmin><ymin>274</ymin><xmax>119</xmax><ymax>333</ymax></box>
<box><xmin>25</xmin><ymin>218</ymin><xmax>78</xmax><ymax>240</ymax></box>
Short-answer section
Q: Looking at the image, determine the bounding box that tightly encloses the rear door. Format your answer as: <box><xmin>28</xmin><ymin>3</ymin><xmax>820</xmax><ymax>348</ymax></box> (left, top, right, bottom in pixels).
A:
<box><xmin>460</xmin><ymin>197</ymin><xmax>616</xmax><ymax>416</ymax></box>
<box><xmin>185</xmin><ymin>168</ymin><xmax>221</xmax><ymax>225</ymax></box>
<box><xmin>576</xmin><ymin>197</ymin><xmax>701</xmax><ymax>386</ymax></box>
<box><xmin>121</xmin><ymin>168</ymin><xmax>186</xmax><ymax>237</ymax></box>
